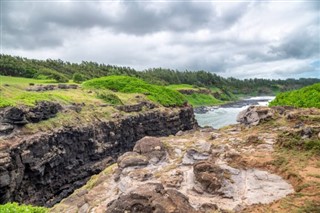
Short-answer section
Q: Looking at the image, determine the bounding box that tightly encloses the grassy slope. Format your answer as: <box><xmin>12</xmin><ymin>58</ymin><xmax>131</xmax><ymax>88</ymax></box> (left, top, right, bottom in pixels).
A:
<box><xmin>166</xmin><ymin>84</ymin><xmax>223</xmax><ymax>106</ymax></box>
<box><xmin>0</xmin><ymin>75</ymin><xmax>155</xmax><ymax>108</ymax></box>
<box><xmin>82</xmin><ymin>76</ymin><xmax>186</xmax><ymax>107</ymax></box>
<box><xmin>269</xmin><ymin>83</ymin><xmax>320</xmax><ymax>108</ymax></box>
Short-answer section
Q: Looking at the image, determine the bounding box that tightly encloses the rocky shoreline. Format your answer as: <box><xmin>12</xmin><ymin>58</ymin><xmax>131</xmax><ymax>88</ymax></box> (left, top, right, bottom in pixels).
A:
<box><xmin>194</xmin><ymin>97</ymin><xmax>273</xmax><ymax>114</ymax></box>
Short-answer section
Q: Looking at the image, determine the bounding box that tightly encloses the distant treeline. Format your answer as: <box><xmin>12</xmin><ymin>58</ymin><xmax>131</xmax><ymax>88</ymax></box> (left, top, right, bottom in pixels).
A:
<box><xmin>1</xmin><ymin>54</ymin><xmax>319</xmax><ymax>96</ymax></box>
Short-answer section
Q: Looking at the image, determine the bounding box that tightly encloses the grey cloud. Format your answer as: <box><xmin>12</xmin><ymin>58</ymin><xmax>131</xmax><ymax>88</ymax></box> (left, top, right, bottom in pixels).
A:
<box><xmin>3</xmin><ymin>1</ymin><xmax>245</xmax><ymax>49</ymax></box>
<box><xmin>269</xmin><ymin>23</ymin><xmax>320</xmax><ymax>59</ymax></box>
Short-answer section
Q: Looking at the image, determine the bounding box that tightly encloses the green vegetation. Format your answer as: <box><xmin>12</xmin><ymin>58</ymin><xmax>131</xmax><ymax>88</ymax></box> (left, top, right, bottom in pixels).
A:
<box><xmin>82</xmin><ymin>76</ymin><xmax>186</xmax><ymax>107</ymax></box>
<box><xmin>96</xmin><ymin>92</ymin><xmax>123</xmax><ymax>105</ymax></box>
<box><xmin>270</xmin><ymin>83</ymin><xmax>320</xmax><ymax>108</ymax></box>
<box><xmin>184</xmin><ymin>93</ymin><xmax>222</xmax><ymax>106</ymax></box>
<box><xmin>1</xmin><ymin>54</ymin><xmax>319</xmax><ymax>100</ymax></box>
<box><xmin>0</xmin><ymin>202</ymin><xmax>48</xmax><ymax>213</ymax></box>
<box><xmin>166</xmin><ymin>84</ymin><xmax>202</xmax><ymax>90</ymax></box>
<box><xmin>0</xmin><ymin>76</ymin><xmax>98</xmax><ymax>108</ymax></box>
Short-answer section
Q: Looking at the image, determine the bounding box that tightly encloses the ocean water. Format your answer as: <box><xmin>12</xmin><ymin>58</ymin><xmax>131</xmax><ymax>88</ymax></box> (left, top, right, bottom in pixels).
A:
<box><xmin>195</xmin><ymin>97</ymin><xmax>274</xmax><ymax>129</ymax></box>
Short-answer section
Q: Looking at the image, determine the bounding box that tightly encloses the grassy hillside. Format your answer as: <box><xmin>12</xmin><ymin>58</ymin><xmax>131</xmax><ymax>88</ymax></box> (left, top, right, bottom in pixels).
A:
<box><xmin>82</xmin><ymin>76</ymin><xmax>186</xmax><ymax>107</ymax></box>
<box><xmin>269</xmin><ymin>83</ymin><xmax>320</xmax><ymax>108</ymax></box>
<box><xmin>166</xmin><ymin>84</ymin><xmax>223</xmax><ymax>106</ymax></box>
<box><xmin>2</xmin><ymin>54</ymin><xmax>319</xmax><ymax>99</ymax></box>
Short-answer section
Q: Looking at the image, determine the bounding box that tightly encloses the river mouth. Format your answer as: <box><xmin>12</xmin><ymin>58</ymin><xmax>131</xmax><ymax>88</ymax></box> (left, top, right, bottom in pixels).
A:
<box><xmin>195</xmin><ymin>96</ymin><xmax>275</xmax><ymax>129</ymax></box>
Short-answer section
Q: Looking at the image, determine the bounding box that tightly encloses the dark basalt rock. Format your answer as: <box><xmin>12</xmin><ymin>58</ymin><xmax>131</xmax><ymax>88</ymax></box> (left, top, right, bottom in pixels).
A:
<box><xmin>106</xmin><ymin>183</ymin><xmax>197</xmax><ymax>213</ymax></box>
<box><xmin>116</xmin><ymin>101</ymin><xmax>157</xmax><ymax>113</ymax></box>
<box><xmin>0</xmin><ymin>106</ymin><xmax>197</xmax><ymax>207</ymax></box>
<box><xmin>0</xmin><ymin>107</ymin><xmax>28</xmax><ymax>125</ymax></box>
<box><xmin>26</xmin><ymin>101</ymin><xmax>62</xmax><ymax>123</ymax></box>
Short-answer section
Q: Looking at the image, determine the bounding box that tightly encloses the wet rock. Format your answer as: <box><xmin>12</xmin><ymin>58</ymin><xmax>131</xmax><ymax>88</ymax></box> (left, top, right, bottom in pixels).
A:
<box><xmin>117</xmin><ymin>152</ymin><xmax>149</xmax><ymax>169</ymax></box>
<box><xmin>133</xmin><ymin>136</ymin><xmax>166</xmax><ymax>163</ymax></box>
<box><xmin>193</xmin><ymin>161</ymin><xmax>225</xmax><ymax>194</ymax></box>
<box><xmin>237</xmin><ymin>106</ymin><xmax>273</xmax><ymax>126</ymax></box>
<box><xmin>106</xmin><ymin>183</ymin><xmax>197</xmax><ymax>213</ymax></box>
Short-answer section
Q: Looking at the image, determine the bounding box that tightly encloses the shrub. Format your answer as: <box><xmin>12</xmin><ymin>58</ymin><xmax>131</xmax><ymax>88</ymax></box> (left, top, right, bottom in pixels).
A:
<box><xmin>72</xmin><ymin>72</ymin><xmax>86</xmax><ymax>83</ymax></box>
<box><xmin>269</xmin><ymin>83</ymin><xmax>320</xmax><ymax>108</ymax></box>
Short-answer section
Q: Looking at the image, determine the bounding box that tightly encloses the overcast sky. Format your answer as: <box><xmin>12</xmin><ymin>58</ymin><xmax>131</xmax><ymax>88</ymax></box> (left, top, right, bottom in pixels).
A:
<box><xmin>1</xmin><ymin>0</ymin><xmax>319</xmax><ymax>79</ymax></box>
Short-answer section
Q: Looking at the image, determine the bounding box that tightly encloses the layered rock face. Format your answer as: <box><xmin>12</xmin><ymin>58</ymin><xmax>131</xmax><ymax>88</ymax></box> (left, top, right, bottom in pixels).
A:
<box><xmin>0</xmin><ymin>106</ymin><xmax>196</xmax><ymax>207</ymax></box>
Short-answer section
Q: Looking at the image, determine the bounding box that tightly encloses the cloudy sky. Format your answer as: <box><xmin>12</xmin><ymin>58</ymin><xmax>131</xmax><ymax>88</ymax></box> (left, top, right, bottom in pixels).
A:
<box><xmin>2</xmin><ymin>0</ymin><xmax>319</xmax><ymax>79</ymax></box>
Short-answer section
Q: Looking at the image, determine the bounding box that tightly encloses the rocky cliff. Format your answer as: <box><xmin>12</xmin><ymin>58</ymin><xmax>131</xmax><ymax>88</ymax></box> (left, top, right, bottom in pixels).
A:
<box><xmin>0</xmin><ymin>105</ymin><xmax>197</xmax><ymax>207</ymax></box>
<box><xmin>50</xmin><ymin>106</ymin><xmax>320</xmax><ymax>213</ymax></box>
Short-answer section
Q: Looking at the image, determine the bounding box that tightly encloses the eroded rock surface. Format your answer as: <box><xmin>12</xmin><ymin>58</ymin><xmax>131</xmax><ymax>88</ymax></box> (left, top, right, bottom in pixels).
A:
<box><xmin>237</xmin><ymin>106</ymin><xmax>273</xmax><ymax>125</ymax></box>
<box><xmin>106</xmin><ymin>183</ymin><xmax>197</xmax><ymax>213</ymax></box>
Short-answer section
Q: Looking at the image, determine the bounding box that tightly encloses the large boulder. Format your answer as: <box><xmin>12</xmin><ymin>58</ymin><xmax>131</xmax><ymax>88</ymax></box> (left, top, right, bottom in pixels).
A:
<box><xmin>106</xmin><ymin>183</ymin><xmax>197</xmax><ymax>213</ymax></box>
<box><xmin>133</xmin><ymin>136</ymin><xmax>166</xmax><ymax>163</ymax></box>
<box><xmin>237</xmin><ymin>106</ymin><xmax>273</xmax><ymax>126</ymax></box>
<box><xmin>117</xmin><ymin>152</ymin><xmax>149</xmax><ymax>169</ymax></box>
<box><xmin>193</xmin><ymin>161</ymin><xmax>225</xmax><ymax>194</ymax></box>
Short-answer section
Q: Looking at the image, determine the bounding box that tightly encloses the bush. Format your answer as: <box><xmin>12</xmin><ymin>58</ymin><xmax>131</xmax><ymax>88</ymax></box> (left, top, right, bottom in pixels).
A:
<box><xmin>269</xmin><ymin>83</ymin><xmax>320</xmax><ymax>108</ymax></box>
<box><xmin>0</xmin><ymin>202</ymin><xmax>48</xmax><ymax>213</ymax></box>
<box><xmin>72</xmin><ymin>72</ymin><xmax>86</xmax><ymax>83</ymax></box>
<box><xmin>82</xmin><ymin>76</ymin><xmax>186</xmax><ymax>107</ymax></box>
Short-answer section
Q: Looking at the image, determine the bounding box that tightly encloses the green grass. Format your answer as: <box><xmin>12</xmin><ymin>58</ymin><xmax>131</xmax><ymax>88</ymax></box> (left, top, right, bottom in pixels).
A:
<box><xmin>0</xmin><ymin>75</ymin><xmax>56</xmax><ymax>85</ymax></box>
<box><xmin>184</xmin><ymin>93</ymin><xmax>222</xmax><ymax>106</ymax></box>
<box><xmin>166</xmin><ymin>84</ymin><xmax>203</xmax><ymax>90</ymax></box>
<box><xmin>82</xmin><ymin>76</ymin><xmax>186</xmax><ymax>107</ymax></box>
<box><xmin>269</xmin><ymin>83</ymin><xmax>320</xmax><ymax>108</ymax></box>
<box><xmin>0</xmin><ymin>202</ymin><xmax>48</xmax><ymax>213</ymax></box>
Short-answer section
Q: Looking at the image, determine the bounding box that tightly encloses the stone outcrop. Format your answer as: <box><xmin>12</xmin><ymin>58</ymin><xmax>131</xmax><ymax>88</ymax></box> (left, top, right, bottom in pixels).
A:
<box><xmin>106</xmin><ymin>183</ymin><xmax>197</xmax><ymax>213</ymax></box>
<box><xmin>0</xmin><ymin>106</ymin><xmax>196</xmax><ymax>207</ymax></box>
<box><xmin>117</xmin><ymin>152</ymin><xmax>149</xmax><ymax>169</ymax></box>
<box><xmin>0</xmin><ymin>101</ymin><xmax>62</xmax><ymax>136</ymax></box>
<box><xmin>133</xmin><ymin>136</ymin><xmax>166</xmax><ymax>163</ymax></box>
<box><xmin>193</xmin><ymin>161</ymin><xmax>225</xmax><ymax>194</ymax></box>
<box><xmin>237</xmin><ymin>106</ymin><xmax>273</xmax><ymax>125</ymax></box>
